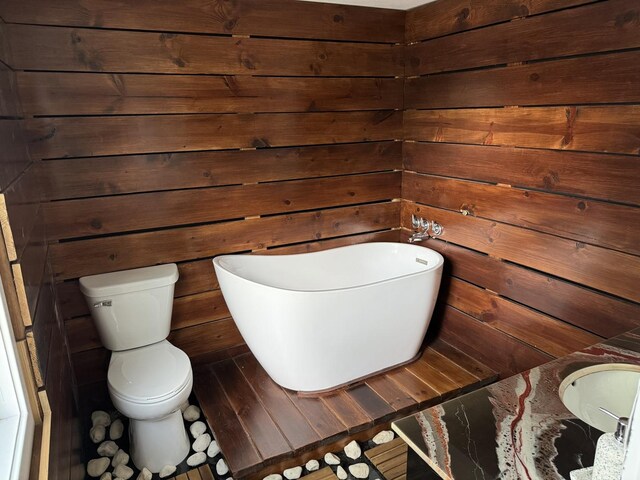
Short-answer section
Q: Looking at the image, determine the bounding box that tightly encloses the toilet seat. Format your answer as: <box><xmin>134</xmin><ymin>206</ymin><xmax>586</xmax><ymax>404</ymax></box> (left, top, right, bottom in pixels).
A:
<box><xmin>108</xmin><ymin>340</ymin><xmax>191</xmax><ymax>404</ymax></box>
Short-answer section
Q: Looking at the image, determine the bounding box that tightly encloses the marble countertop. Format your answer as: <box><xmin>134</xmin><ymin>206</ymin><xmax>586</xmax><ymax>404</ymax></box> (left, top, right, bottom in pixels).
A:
<box><xmin>392</xmin><ymin>329</ymin><xmax>640</xmax><ymax>480</ymax></box>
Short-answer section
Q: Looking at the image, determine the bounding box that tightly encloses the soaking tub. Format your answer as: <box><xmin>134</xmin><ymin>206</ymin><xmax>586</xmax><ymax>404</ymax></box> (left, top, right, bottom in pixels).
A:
<box><xmin>213</xmin><ymin>242</ymin><xmax>444</xmax><ymax>393</ymax></box>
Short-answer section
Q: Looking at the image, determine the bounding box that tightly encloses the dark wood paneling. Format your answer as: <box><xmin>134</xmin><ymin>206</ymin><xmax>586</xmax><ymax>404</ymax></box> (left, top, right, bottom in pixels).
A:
<box><xmin>7</xmin><ymin>25</ymin><xmax>403</xmax><ymax>76</ymax></box>
<box><xmin>46</xmin><ymin>172</ymin><xmax>400</xmax><ymax>240</ymax></box>
<box><xmin>403</xmin><ymin>142</ymin><xmax>639</xmax><ymax>206</ymax></box>
<box><xmin>437</xmin><ymin>306</ymin><xmax>552</xmax><ymax>378</ymax></box>
<box><xmin>0</xmin><ymin>119</ymin><xmax>31</xmax><ymax>191</ymax></box>
<box><xmin>405</xmin><ymin>51</ymin><xmax>640</xmax><ymax>109</ymax></box>
<box><xmin>41</xmin><ymin>141</ymin><xmax>401</xmax><ymax>200</ymax></box>
<box><xmin>406</xmin><ymin>0</ymin><xmax>640</xmax><ymax>75</ymax></box>
<box><xmin>195</xmin><ymin>344</ymin><xmax>496</xmax><ymax>478</ymax></box>
<box><xmin>0</xmin><ymin>0</ymin><xmax>404</xmax><ymax>43</ymax></box>
<box><xmin>403</xmin><ymin>172</ymin><xmax>640</xmax><ymax>254</ymax></box>
<box><xmin>402</xmin><ymin>202</ymin><xmax>640</xmax><ymax>303</ymax></box>
<box><xmin>447</xmin><ymin>277</ymin><xmax>601</xmax><ymax>357</ymax></box>
<box><xmin>28</xmin><ymin>111</ymin><xmax>402</xmax><ymax>159</ymax></box>
<box><xmin>0</xmin><ymin>61</ymin><xmax>22</xmax><ymax>117</ymax></box>
<box><xmin>424</xmin><ymin>240</ymin><xmax>640</xmax><ymax>338</ymax></box>
<box><xmin>404</xmin><ymin>106</ymin><xmax>640</xmax><ymax>155</ymax></box>
<box><xmin>19</xmin><ymin>73</ymin><xmax>403</xmax><ymax>116</ymax></box>
<box><xmin>51</xmin><ymin>202</ymin><xmax>399</xmax><ymax>280</ymax></box>
<box><xmin>405</xmin><ymin>0</ymin><xmax>594</xmax><ymax>42</ymax></box>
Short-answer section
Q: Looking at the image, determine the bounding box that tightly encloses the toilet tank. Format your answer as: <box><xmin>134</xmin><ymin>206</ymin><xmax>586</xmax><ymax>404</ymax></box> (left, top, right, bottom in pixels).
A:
<box><xmin>79</xmin><ymin>264</ymin><xmax>179</xmax><ymax>351</ymax></box>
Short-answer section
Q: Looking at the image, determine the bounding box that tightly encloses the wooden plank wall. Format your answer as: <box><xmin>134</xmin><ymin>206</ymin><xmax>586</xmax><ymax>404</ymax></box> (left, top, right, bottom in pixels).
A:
<box><xmin>403</xmin><ymin>0</ymin><xmax>640</xmax><ymax>378</ymax></box>
<box><xmin>0</xmin><ymin>18</ymin><xmax>83</xmax><ymax>480</ymax></box>
<box><xmin>0</xmin><ymin>0</ymin><xmax>405</xmax><ymax>383</ymax></box>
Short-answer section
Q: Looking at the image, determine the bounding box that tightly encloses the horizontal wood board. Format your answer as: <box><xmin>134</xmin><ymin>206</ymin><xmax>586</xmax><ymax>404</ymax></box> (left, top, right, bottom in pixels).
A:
<box><xmin>403</xmin><ymin>0</ymin><xmax>640</xmax><ymax>379</ymax></box>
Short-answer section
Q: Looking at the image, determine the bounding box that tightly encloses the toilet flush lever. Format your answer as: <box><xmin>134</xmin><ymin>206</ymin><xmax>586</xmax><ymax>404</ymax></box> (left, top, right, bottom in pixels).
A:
<box><xmin>93</xmin><ymin>300</ymin><xmax>112</xmax><ymax>308</ymax></box>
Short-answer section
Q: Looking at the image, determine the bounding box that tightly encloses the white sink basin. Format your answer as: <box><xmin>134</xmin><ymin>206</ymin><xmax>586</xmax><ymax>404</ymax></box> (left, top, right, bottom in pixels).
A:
<box><xmin>559</xmin><ymin>363</ymin><xmax>640</xmax><ymax>433</ymax></box>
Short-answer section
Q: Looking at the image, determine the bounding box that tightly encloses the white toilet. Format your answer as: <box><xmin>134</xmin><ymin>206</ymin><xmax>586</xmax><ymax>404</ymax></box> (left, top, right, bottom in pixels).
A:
<box><xmin>79</xmin><ymin>263</ymin><xmax>193</xmax><ymax>473</ymax></box>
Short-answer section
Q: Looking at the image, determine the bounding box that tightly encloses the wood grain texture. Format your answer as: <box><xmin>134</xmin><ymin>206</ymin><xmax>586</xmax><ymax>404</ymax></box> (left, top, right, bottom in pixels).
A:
<box><xmin>51</xmin><ymin>202</ymin><xmax>399</xmax><ymax>280</ymax></box>
<box><xmin>19</xmin><ymin>72</ymin><xmax>403</xmax><ymax>116</ymax></box>
<box><xmin>405</xmin><ymin>51</ymin><xmax>640</xmax><ymax>109</ymax></box>
<box><xmin>46</xmin><ymin>172</ymin><xmax>400</xmax><ymax>240</ymax></box>
<box><xmin>424</xmin><ymin>239</ymin><xmax>640</xmax><ymax>338</ymax></box>
<box><xmin>404</xmin><ymin>106</ymin><xmax>640</xmax><ymax>155</ymax></box>
<box><xmin>28</xmin><ymin>111</ymin><xmax>402</xmax><ymax>159</ymax></box>
<box><xmin>7</xmin><ymin>24</ymin><xmax>403</xmax><ymax>76</ymax></box>
<box><xmin>402</xmin><ymin>202</ymin><xmax>640</xmax><ymax>303</ymax></box>
<box><xmin>194</xmin><ymin>343</ymin><xmax>496</xmax><ymax>478</ymax></box>
<box><xmin>447</xmin><ymin>277</ymin><xmax>601</xmax><ymax>358</ymax></box>
<box><xmin>0</xmin><ymin>119</ymin><xmax>31</xmax><ymax>192</ymax></box>
<box><xmin>405</xmin><ymin>0</ymin><xmax>595</xmax><ymax>42</ymax></box>
<box><xmin>403</xmin><ymin>142</ymin><xmax>639</xmax><ymax>206</ymax></box>
<box><xmin>41</xmin><ymin>141</ymin><xmax>401</xmax><ymax>200</ymax></box>
<box><xmin>0</xmin><ymin>0</ymin><xmax>404</xmax><ymax>43</ymax></box>
<box><xmin>404</xmin><ymin>172</ymin><xmax>640</xmax><ymax>254</ymax></box>
<box><xmin>406</xmin><ymin>0</ymin><xmax>640</xmax><ymax>75</ymax></box>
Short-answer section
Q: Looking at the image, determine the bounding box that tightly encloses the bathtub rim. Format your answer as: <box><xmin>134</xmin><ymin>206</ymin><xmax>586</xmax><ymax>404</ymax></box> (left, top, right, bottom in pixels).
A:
<box><xmin>212</xmin><ymin>242</ymin><xmax>444</xmax><ymax>294</ymax></box>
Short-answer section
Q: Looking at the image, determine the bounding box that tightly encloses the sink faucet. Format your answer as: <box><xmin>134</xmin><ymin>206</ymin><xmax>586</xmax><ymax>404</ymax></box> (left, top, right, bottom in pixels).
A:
<box><xmin>408</xmin><ymin>215</ymin><xmax>444</xmax><ymax>243</ymax></box>
<box><xmin>408</xmin><ymin>230</ymin><xmax>430</xmax><ymax>243</ymax></box>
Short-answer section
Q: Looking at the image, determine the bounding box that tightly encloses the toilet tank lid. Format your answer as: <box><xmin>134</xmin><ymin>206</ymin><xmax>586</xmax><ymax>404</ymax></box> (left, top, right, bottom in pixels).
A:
<box><xmin>79</xmin><ymin>264</ymin><xmax>179</xmax><ymax>297</ymax></box>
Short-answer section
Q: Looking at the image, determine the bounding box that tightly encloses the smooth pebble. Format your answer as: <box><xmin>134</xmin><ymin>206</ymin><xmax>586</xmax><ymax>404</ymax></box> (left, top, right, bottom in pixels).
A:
<box><xmin>207</xmin><ymin>440</ymin><xmax>221</xmax><ymax>458</ymax></box>
<box><xmin>372</xmin><ymin>430</ymin><xmax>394</xmax><ymax>445</ymax></box>
<box><xmin>112</xmin><ymin>449</ymin><xmax>129</xmax><ymax>468</ymax></box>
<box><xmin>87</xmin><ymin>458</ymin><xmax>110</xmax><ymax>477</ymax></box>
<box><xmin>193</xmin><ymin>433</ymin><xmax>212</xmax><ymax>452</ymax></box>
<box><xmin>349</xmin><ymin>464</ymin><xmax>369</xmax><ymax>479</ymax></box>
<box><xmin>217</xmin><ymin>458</ymin><xmax>230</xmax><ymax>475</ymax></box>
<box><xmin>110</xmin><ymin>419</ymin><xmax>124</xmax><ymax>440</ymax></box>
<box><xmin>90</xmin><ymin>425</ymin><xmax>106</xmax><ymax>443</ymax></box>
<box><xmin>97</xmin><ymin>440</ymin><xmax>118</xmax><ymax>457</ymax></box>
<box><xmin>305</xmin><ymin>460</ymin><xmax>319</xmax><ymax>472</ymax></box>
<box><xmin>99</xmin><ymin>473</ymin><xmax>112</xmax><ymax>480</ymax></box>
<box><xmin>187</xmin><ymin>452</ymin><xmax>207</xmax><ymax>467</ymax></box>
<box><xmin>283</xmin><ymin>466</ymin><xmax>302</xmax><ymax>480</ymax></box>
<box><xmin>324</xmin><ymin>453</ymin><xmax>340</xmax><ymax>465</ymax></box>
<box><xmin>159</xmin><ymin>465</ymin><xmax>176</xmax><ymax>478</ymax></box>
<box><xmin>91</xmin><ymin>411</ymin><xmax>111</xmax><ymax>427</ymax></box>
<box><xmin>344</xmin><ymin>440</ymin><xmax>361</xmax><ymax>460</ymax></box>
<box><xmin>113</xmin><ymin>464</ymin><xmax>134</xmax><ymax>480</ymax></box>
<box><xmin>136</xmin><ymin>468</ymin><xmax>152</xmax><ymax>480</ymax></box>
<box><xmin>179</xmin><ymin>400</ymin><xmax>190</xmax><ymax>412</ymax></box>
<box><xmin>190</xmin><ymin>421</ymin><xmax>207</xmax><ymax>438</ymax></box>
<box><xmin>183</xmin><ymin>405</ymin><xmax>201</xmax><ymax>422</ymax></box>
<box><xmin>336</xmin><ymin>466</ymin><xmax>347</xmax><ymax>480</ymax></box>
<box><xmin>263</xmin><ymin>475</ymin><xmax>282</xmax><ymax>480</ymax></box>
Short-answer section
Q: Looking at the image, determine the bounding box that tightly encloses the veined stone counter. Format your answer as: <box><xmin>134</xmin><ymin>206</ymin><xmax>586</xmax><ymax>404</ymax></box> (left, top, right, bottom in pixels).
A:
<box><xmin>392</xmin><ymin>329</ymin><xmax>640</xmax><ymax>480</ymax></box>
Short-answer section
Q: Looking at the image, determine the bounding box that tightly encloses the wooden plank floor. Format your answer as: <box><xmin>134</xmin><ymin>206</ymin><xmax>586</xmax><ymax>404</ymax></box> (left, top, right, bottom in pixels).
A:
<box><xmin>193</xmin><ymin>338</ymin><xmax>497</xmax><ymax>479</ymax></box>
<box><xmin>366</xmin><ymin>438</ymin><xmax>408</xmax><ymax>480</ymax></box>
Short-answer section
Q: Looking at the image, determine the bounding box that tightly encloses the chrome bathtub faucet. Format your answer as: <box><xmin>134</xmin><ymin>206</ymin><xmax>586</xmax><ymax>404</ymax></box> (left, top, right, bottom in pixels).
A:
<box><xmin>408</xmin><ymin>214</ymin><xmax>443</xmax><ymax>243</ymax></box>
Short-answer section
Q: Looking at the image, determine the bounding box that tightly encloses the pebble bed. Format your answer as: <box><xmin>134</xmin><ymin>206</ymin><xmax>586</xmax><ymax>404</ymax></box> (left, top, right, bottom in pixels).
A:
<box><xmin>83</xmin><ymin>397</ymin><xmax>394</xmax><ymax>480</ymax></box>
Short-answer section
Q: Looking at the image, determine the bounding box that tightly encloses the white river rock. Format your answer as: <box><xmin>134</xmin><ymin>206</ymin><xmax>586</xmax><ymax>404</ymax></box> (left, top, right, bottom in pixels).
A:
<box><xmin>109</xmin><ymin>419</ymin><xmax>124</xmax><ymax>440</ymax></box>
<box><xmin>263</xmin><ymin>475</ymin><xmax>282</xmax><ymax>480</ymax></box>
<box><xmin>190</xmin><ymin>421</ymin><xmax>207</xmax><ymax>438</ymax></box>
<box><xmin>90</xmin><ymin>425</ymin><xmax>106</xmax><ymax>444</ymax></box>
<box><xmin>207</xmin><ymin>440</ymin><xmax>221</xmax><ymax>458</ymax></box>
<box><xmin>183</xmin><ymin>405</ymin><xmax>201</xmax><ymax>422</ymax></box>
<box><xmin>305</xmin><ymin>460</ymin><xmax>320</xmax><ymax>472</ymax></box>
<box><xmin>349</xmin><ymin>463</ymin><xmax>370</xmax><ymax>479</ymax></box>
<box><xmin>113</xmin><ymin>464</ymin><xmax>134</xmax><ymax>480</ymax></box>
<box><xmin>99</xmin><ymin>473</ymin><xmax>112</xmax><ymax>480</ymax></box>
<box><xmin>216</xmin><ymin>458</ymin><xmax>230</xmax><ymax>475</ymax></box>
<box><xmin>336</xmin><ymin>466</ymin><xmax>347</xmax><ymax>480</ymax></box>
<box><xmin>136</xmin><ymin>468</ymin><xmax>152</xmax><ymax>480</ymax></box>
<box><xmin>112</xmin><ymin>449</ymin><xmax>129</xmax><ymax>468</ymax></box>
<box><xmin>283</xmin><ymin>466</ymin><xmax>303</xmax><ymax>479</ymax></box>
<box><xmin>187</xmin><ymin>452</ymin><xmax>207</xmax><ymax>467</ymax></box>
<box><xmin>87</xmin><ymin>458</ymin><xmax>110</xmax><ymax>477</ymax></box>
<box><xmin>344</xmin><ymin>440</ymin><xmax>361</xmax><ymax>460</ymax></box>
<box><xmin>97</xmin><ymin>441</ymin><xmax>118</xmax><ymax>457</ymax></box>
<box><xmin>324</xmin><ymin>453</ymin><xmax>340</xmax><ymax>465</ymax></box>
<box><xmin>193</xmin><ymin>433</ymin><xmax>212</xmax><ymax>452</ymax></box>
<box><xmin>91</xmin><ymin>411</ymin><xmax>111</xmax><ymax>427</ymax></box>
<box><xmin>159</xmin><ymin>465</ymin><xmax>176</xmax><ymax>478</ymax></box>
<box><xmin>372</xmin><ymin>430</ymin><xmax>394</xmax><ymax>445</ymax></box>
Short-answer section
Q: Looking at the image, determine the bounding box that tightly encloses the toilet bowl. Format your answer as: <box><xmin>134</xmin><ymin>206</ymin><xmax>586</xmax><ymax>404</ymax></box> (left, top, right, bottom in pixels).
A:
<box><xmin>108</xmin><ymin>340</ymin><xmax>193</xmax><ymax>471</ymax></box>
<box><xmin>79</xmin><ymin>264</ymin><xmax>193</xmax><ymax>473</ymax></box>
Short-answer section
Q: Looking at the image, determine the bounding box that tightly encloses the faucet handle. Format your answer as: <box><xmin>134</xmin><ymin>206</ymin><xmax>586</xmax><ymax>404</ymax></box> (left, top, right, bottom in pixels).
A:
<box><xmin>411</xmin><ymin>214</ymin><xmax>430</xmax><ymax>231</ymax></box>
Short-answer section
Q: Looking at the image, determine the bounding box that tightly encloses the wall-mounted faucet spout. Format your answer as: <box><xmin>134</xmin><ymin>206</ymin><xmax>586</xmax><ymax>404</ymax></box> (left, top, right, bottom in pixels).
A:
<box><xmin>408</xmin><ymin>215</ymin><xmax>443</xmax><ymax>243</ymax></box>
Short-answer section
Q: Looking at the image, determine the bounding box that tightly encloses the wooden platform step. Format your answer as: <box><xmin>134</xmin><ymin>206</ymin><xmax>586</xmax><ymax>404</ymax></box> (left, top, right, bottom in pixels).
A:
<box><xmin>366</xmin><ymin>438</ymin><xmax>408</xmax><ymax>480</ymax></box>
<box><xmin>193</xmin><ymin>338</ymin><xmax>497</xmax><ymax>479</ymax></box>
<box><xmin>300</xmin><ymin>467</ymin><xmax>339</xmax><ymax>480</ymax></box>
<box><xmin>170</xmin><ymin>465</ymin><xmax>215</xmax><ymax>480</ymax></box>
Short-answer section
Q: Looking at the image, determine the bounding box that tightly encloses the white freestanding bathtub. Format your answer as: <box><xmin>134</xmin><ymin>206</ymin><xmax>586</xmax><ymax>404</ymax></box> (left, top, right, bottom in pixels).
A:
<box><xmin>213</xmin><ymin>242</ymin><xmax>444</xmax><ymax>393</ymax></box>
